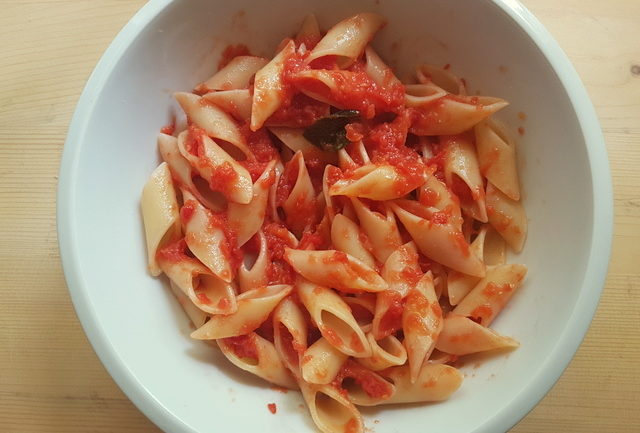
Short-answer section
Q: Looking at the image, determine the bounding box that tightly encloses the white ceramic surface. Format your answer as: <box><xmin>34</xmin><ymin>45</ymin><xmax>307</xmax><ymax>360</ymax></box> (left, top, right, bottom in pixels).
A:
<box><xmin>57</xmin><ymin>0</ymin><xmax>613</xmax><ymax>432</ymax></box>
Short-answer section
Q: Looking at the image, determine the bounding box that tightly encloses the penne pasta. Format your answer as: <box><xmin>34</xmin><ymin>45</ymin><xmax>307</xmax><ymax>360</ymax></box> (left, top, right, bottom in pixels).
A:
<box><xmin>379</xmin><ymin>364</ymin><xmax>463</xmax><ymax>404</ymax></box>
<box><xmin>297</xmin><ymin>280</ymin><xmax>372</xmax><ymax>358</ymax></box>
<box><xmin>402</xmin><ymin>272</ymin><xmax>443</xmax><ymax>382</ymax></box>
<box><xmin>411</xmin><ymin>95</ymin><xmax>508</xmax><ymax>136</ymax></box>
<box><xmin>157</xmin><ymin>133</ymin><xmax>226</xmax><ymax>212</ymax></box>
<box><xmin>174</xmin><ymin>92</ymin><xmax>250</xmax><ymax>157</ymax></box>
<box><xmin>251</xmin><ymin>40</ymin><xmax>296</xmax><ymax>131</ymax></box>
<box><xmin>198</xmin><ymin>56</ymin><xmax>268</xmax><ymax>92</ymax></box>
<box><xmin>237</xmin><ymin>231</ymin><xmax>269</xmax><ymax>293</ymax></box>
<box><xmin>486</xmin><ymin>182</ymin><xmax>528</xmax><ymax>252</ymax></box>
<box><xmin>306</xmin><ymin>12</ymin><xmax>385</xmax><ymax>68</ymax></box>
<box><xmin>191</xmin><ymin>284</ymin><xmax>292</xmax><ymax>339</ymax></box>
<box><xmin>350</xmin><ymin>198</ymin><xmax>402</xmax><ymax>263</ymax></box>
<box><xmin>273</xmin><ymin>296</ymin><xmax>308</xmax><ymax>376</ymax></box>
<box><xmin>475</xmin><ymin>119</ymin><xmax>521</xmax><ymax>200</ymax></box>
<box><xmin>227</xmin><ymin>160</ymin><xmax>275</xmax><ymax>246</ymax></box>
<box><xmin>435</xmin><ymin>314</ymin><xmax>519</xmax><ymax>355</ymax></box>
<box><xmin>168</xmin><ymin>280</ymin><xmax>208</xmax><ymax>328</ymax></box>
<box><xmin>301</xmin><ymin>337</ymin><xmax>348</xmax><ymax>384</ymax></box>
<box><xmin>177</xmin><ymin>129</ymin><xmax>253</xmax><ymax>204</ymax></box>
<box><xmin>157</xmin><ymin>241</ymin><xmax>237</xmax><ymax>315</ymax></box>
<box><xmin>330</xmin><ymin>213</ymin><xmax>376</xmax><ymax>268</ymax></box>
<box><xmin>330</xmin><ymin>163</ymin><xmax>427</xmax><ymax>201</ymax></box>
<box><xmin>357</xmin><ymin>333</ymin><xmax>407</xmax><ymax>371</ymax></box>
<box><xmin>141</xmin><ymin>13</ymin><xmax>531</xmax><ymax>433</ymax></box>
<box><xmin>202</xmin><ymin>89</ymin><xmax>253</xmax><ymax>121</ymax></box>
<box><xmin>452</xmin><ymin>263</ymin><xmax>527</xmax><ymax>326</ymax></box>
<box><xmin>298</xmin><ymin>380</ymin><xmax>364</xmax><ymax>433</ymax></box>
<box><xmin>181</xmin><ymin>190</ymin><xmax>235</xmax><ymax>282</ymax></box>
<box><xmin>141</xmin><ymin>162</ymin><xmax>181</xmax><ymax>276</ymax></box>
<box><xmin>390</xmin><ymin>200</ymin><xmax>485</xmax><ymax>277</ymax></box>
<box><xmin>443</xmin><ymin>133</ymin><xmax>488</xmax><ymax>222</ymax></box>
<box><xmin>284</xmin><ymin>248</ymin><xmax>387</xmax><ymax>294</ymax></box>
<box><xmin>218</xmin><ymin>333</ymin><xmax>297</xmax><ymax>389</ymax></box>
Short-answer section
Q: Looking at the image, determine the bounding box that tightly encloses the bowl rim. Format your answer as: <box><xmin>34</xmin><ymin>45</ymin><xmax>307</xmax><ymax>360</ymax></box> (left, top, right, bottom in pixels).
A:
<box><xmin>57</xmin><ymin>0</ymin><xmax>614</xmax><ymax>432</ymax></box>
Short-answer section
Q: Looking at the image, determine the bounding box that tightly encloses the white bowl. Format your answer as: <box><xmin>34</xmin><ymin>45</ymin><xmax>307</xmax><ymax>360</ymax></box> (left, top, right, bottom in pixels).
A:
<box><xmin>57</xmin><ymin>0</ymin><xmax>613</xmax><ymax>432</ymax></box>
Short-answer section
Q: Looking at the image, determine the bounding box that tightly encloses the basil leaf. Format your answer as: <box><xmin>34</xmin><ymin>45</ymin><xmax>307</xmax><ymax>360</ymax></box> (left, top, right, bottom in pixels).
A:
<box><xmin>303</xmin><ymin>110</ymin><xmax>360</xmax><ymax>151</ymax></box>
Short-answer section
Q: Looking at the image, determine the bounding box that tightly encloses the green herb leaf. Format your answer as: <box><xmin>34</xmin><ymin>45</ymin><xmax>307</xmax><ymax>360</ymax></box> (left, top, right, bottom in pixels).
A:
<box><xmin>303</xmin><ymin>110</ymin><xmax>360</xmax><ymax>152</ymax></box>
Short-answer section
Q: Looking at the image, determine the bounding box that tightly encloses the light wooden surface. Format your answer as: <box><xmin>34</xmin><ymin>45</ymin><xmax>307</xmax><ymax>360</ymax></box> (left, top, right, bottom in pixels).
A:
<box><xmin>1</xmin><ymin>1</ymin><xmax>638</xmax><ymax>432</ymax></box>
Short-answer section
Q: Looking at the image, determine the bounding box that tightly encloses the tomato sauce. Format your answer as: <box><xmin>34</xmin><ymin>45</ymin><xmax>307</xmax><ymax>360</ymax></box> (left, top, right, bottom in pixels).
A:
<box><xmin>185</xmin><ymin>124</ymin><xmax>208</xmax><ymax>157</ymax></box>
<box><xmin>267</xmin><ymin>93</ymin><xmax>328</xmax><ymax>128</ymax></box>
<box><xmin>299</xmin><ymin>229</ymin><xmax>326</xmax><ymax>250</ymax></box>
<box><xmin>180</xmin><ymin>200</ymin><xmax>197</xmax><ymax>224</ymax></box>
<box><xmin>276</xmin><ymin>157</ymin><xmax>300</xmax><ymax>206</ymax></box>
<box><xmin>224</xmin><ymin>334</ymin><xmax>259</xmax><ymax>360</ymax></box>
<box><xmin>208</xmin><ymin>212</ymin><xmax>242</xmax><ymax>271</ymax></box>
<box><xmin>196</xmin><ymin>292</ymin><xmax>212</xmax><ymax>305</ymax></box>
<box><xmin>376</xmin><ymin>291</ymin><xmax>404</xmax><ymax>338</ymax></box>
<box><xmin>420</xmin><ymin>186</ymin><xmax>441</xmax><ymax>207</ymax></box>
<box><xmin>470</xmin><ymin>304</ymin><xmax>493</xmax><ymax>324</ymax></box>
<box><xmin>450</xmin><ymin>231</ymin><xmax>471</xmax><ymax>257</ymax></box>
<box><xmin>160</xmin><ymin>121</ymin><xmax>175</xmax><ymax>136</ymax></box>
<box><xmin>332</xmin><ymin>360</ymin><xmax>393</xmax><ymax>400</ymax></box>
<box><xmin>322</xmin><ymin>326</ymin><xmax>344</xmax><ymax>347</ymax></box>
<box><xmin>156</xmin><ymin>238</ymin><xmax>189</xmax><ymax>263</ymax></box>
<box><xmin>218</xmin><ymin>44</ymin><xmax>251</xmax><ymax>69</ymax></box>
<box><xmin>208</xmin><ymin>161</ymin><xmax>239</xmax><ymax>198</ymax></box>
<box><xmin>349</xmin><ymin>332</ymin><xmax>365</xmax><ymax>352</ymax></box>
<box><xmin>263</xmin><ymin>222</ymin><xmax>295</xmax><ymax>260</ymax></box>
<box><xmin>344</xmin><ymin>418</ymin><xmax>359</xmax><ymax>433</ymax></box>
<box><xmin>267</xmin><ymin>403</ymin><xmax>277</xmax><ymax>414</ymax></box>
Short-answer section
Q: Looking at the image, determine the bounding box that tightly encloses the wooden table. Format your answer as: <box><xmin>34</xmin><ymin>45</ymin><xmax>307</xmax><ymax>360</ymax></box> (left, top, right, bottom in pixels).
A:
<box><xmin>1</xmin><ymin>1</ymin><xmax>638</xmax><ymax>432</ymax></box>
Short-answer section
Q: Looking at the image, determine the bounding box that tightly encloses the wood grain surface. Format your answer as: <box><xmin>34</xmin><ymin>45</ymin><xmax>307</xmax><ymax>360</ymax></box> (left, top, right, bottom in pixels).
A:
<box><xmin>1</xmin><ymin>1</ymin><xmax>638</xmax><ymax>432</ymax></box>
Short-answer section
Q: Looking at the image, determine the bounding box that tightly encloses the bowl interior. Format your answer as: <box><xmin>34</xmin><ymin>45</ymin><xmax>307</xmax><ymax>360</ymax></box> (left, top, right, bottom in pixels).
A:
<box><xmin>64</xmin><ymin>0</ymin><xmax>597</xmax><ymax>432</ymax></box>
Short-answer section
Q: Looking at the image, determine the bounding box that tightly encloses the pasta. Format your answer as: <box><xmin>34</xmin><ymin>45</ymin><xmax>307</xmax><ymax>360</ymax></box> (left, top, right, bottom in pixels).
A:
<box><xmin>141</xmin><ymin>12</ymin><xmax>529</xmax><ymax>433</ymax></box>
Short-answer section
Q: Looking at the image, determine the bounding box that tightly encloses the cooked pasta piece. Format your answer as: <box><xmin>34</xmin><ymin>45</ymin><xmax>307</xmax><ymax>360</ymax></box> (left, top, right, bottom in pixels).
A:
<box><xmin>403</xmin><ymin>272</ymin><xmax>443</xmax><ymax>382</ymax></box>
<box><xmin>180</xmin><ymin>190</ymin><xmax>235</xmax><ymax>282</ymax></box>
<box><xmin>297</xmin><ymin>280</ymin><xmax>371</xmax><ymax>358</ymax></box>
<box><xmin>174</xmin><ymin>92</ymin><xmax>250</xmax><ymax>157</ymax></box>
<box><xmin>191</xmin><ymin>284</ymin><xmax>292</xmax><ymax>339</ymax></box>
<box><xmin>157</xmin><ymin>241</ymin><xmax>237</xmax><ymax>315</ymax></box>
<box><xmin>157</xmin><ymin>133</ymin><xmax>226</xmax><ymax>212</ymax></box>
<box><xmin>218</xmin><ymin>333</ymin><xmax>297</xmax><ymax>389</ymax></box>
<box><xmin>350</xmin><ymin>198</ymin><xmax>402</xmax><ymax>263</ymax></box>
<box><xmin>202</xmin><ymin>89</ymin><xmax>253</xmax><ymax>121</ymax></box>
<box><xmin>284</xmin><ymin>248</ymin><xmax>387</xmax><ymax>293</ymax></box>
<box><xmin>379</xmin><ymin>364</ymin><xmax>463</xmax><ymax>404</ymax></box>
<box><xmin>177</xmin><ymin>129</ymin><xmax>253</xmax><ymax>204</ymax></box>
<box><xmin>330</xmin><ymin>213</ymin><xmax>376</xmax><ymax>268</ymax></box>
<box><xmin>227</xmin><ymin>160</ymin><xmax>275</xmax><ymax>246</ymax></box>
<box><xmin>251</xmin><ymin>40</ymin><xmax>296</xmax><ymax>131</ymax></box>
<box><xmin>273</xmin><ymin>297</ymin><xmax>308</xmax><ymax>376</ymax></box>
<box><xmin>298</xmin><ymin>380</ymin><xmax>364</xmax><ymax>433</ymax></box>
<box><xmin>306</xmin><ymin>12</ymin><xmax>385</xmax><ymax>68</ymax></box>
<box><xmin>486</xmin><ymin>182</ymin><xmax>528</xmax><ymax>252</ymax></box>
<box><xmin>301</xmin><ymin>337</ymin><xmax>348</xmax><ymax>384</ymax></box>
<box><xmin>390</xmin><ymin>200</ymin><xmax>485</xmax><ymax>277</ymax></box>
<box><xmin>237</xmin><ymin>231</ymin><xmax>269</xmax><ymax>293</ymax></box>
<box><xmin>475</xmin><ymin>119</ymin><xmax>520</xmax><ymax>200</ymax></box>
<box><xmin>168</xmin><ymin>281</ymin><xmax>208</xmax><ymax>328</ymax></box>
<box><xmin>446</xmin><ymin>226</ymin><xmax>488</xmax><ymax>305</ymax></box>
<box><xmin>411</xmin><ymin>95</ymin><xmax>508</xmax><ymax>136</ymax></box>
<box><xmin>357</xmin><ymin>333</ymin><xmax>407</xmax><ymax>371</ymax></box>
<box><xmin>141</xmin><ymin>162</ymin><xmax>181</xmax><ymax>276</ymax></box>
<box><xmin>452</xmin><ymin>263</ymin><xmax>527</xmax><ymax>326</ymax></box>
<box><xmin>197</xmin><ymin>56</ymin><xmax>268</xmax><ymax>92</ymax></box>
<box><xmin>435</xmin><ymin>314</ymin><xmax>519</xmax><ymax>355</ymax></box>
<box><xmin>442</xmin><ymin>133</ymin><xmax>488</xmax><ymax>222</ymax></box>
